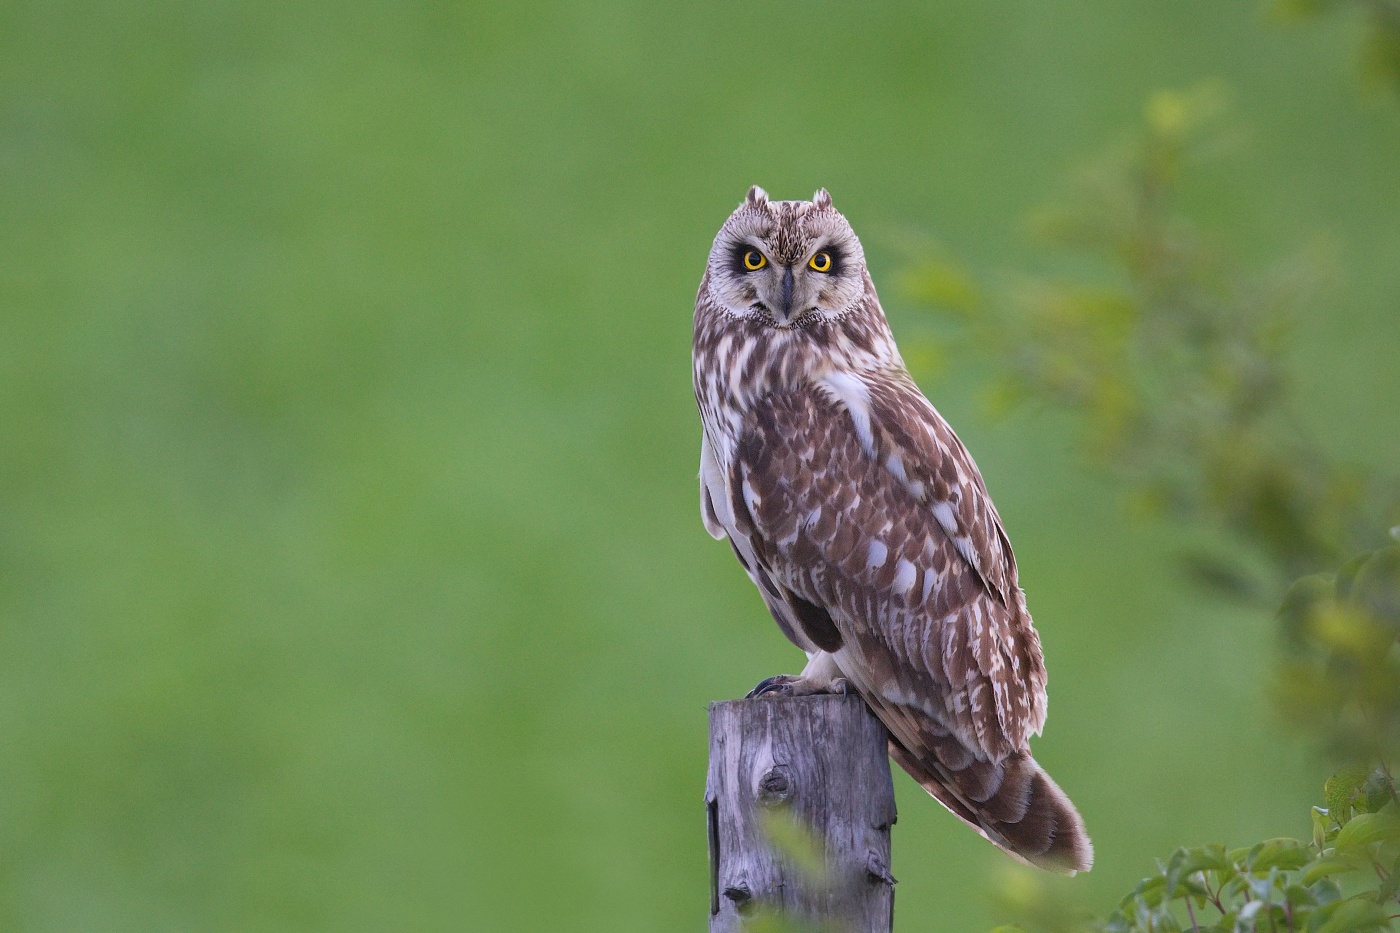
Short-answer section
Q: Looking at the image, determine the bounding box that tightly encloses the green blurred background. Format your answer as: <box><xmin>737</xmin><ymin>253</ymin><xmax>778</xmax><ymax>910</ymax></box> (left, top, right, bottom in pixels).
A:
<box><xmin>2</xmin><ymin>2</ymin><xmax>1399</xmax><ymax>930</ymax></box>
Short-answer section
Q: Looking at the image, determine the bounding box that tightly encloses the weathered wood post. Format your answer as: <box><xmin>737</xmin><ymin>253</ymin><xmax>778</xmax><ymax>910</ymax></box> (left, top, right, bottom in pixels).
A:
<box><xmin>706</xmin><ymin>695</ymin><xmax>898</xmax><ymax>932</ymax></box>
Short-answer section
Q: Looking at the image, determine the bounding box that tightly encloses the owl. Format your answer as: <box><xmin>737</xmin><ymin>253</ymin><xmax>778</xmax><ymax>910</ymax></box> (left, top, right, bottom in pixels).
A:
<box><xmin>692</xmin><ymin>186</ymin><xmax>1092</xmax><ymax>873</ymax></box>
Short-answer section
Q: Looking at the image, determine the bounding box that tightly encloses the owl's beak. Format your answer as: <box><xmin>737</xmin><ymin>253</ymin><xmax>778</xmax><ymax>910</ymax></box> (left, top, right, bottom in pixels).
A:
<box><xmin>779</xmin><ymin>265</ymin><xmax>795</xmax><ymax>320</ymax></box>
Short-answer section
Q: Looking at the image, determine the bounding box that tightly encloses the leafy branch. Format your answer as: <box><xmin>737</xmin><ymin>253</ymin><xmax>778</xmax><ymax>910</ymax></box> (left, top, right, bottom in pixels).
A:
<box><xmin>1269</xmin><ymin>0</ymin><xmax>1400</xmax><ymax>95</ymax></box>
<box><xmin>989</xmin><ymin>540</ymin><xmax>1400</xmax><ymax>933</ymax></box>
<box><xmin>995</xmin><ymin>766</ymin><xmax>1400</xmax><ymax>933</ymax></box>
<box><xmin>900</xmin><ymin>81</ymin><xmax>1400</xmax><ymax>933</ymax></box>
<box><xmin>902</xmin><ymin>83</ymin><xmax>1400</xmax><ymax>601</ymax></box>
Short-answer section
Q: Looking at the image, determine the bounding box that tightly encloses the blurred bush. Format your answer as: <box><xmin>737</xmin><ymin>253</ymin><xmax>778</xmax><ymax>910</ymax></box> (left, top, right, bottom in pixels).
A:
<box><xmin>904</xmin><ymin>84</ymin><xmax>1400</xmax><ymax>601</ymax></box>
<box><xmin>1277</xmin><ymin>542</ymin><xmax>1400</xmax><ymax>765</ymax></box>
<box><xmin>1071</xmin><ymin>540</ymin><xmax>1400</xmax><ymax>933</ymax></box>
<box><xmin>904</xmin><ymin>83</ymin><xmax>1400</xmax><ymax>933</ymax></box>
<box><xmin>1269</xmin><ymin>0</ymin><xmax>1400</xmax><ymax>94</ymax></box>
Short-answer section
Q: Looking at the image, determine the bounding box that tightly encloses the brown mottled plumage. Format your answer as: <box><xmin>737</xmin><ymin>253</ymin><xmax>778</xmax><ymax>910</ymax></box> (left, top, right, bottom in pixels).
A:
<box><xmin>692</xmin><ymin>186</ymin><xmax>1092</xmax><ymax>873</ymax></box>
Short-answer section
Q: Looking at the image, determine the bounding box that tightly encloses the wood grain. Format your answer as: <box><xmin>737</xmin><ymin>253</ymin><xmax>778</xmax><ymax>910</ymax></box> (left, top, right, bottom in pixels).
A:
<box><xmin>707</xmin><ymin>695</ymin><xmax>897</xmax><ymax>932</ymax></box>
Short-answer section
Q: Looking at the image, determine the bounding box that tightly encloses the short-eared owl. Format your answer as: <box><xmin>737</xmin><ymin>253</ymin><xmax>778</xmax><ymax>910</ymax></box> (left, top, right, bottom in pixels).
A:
<box><xmin>692</xmin><ymin>186</ymin><xmax>1092</xmax><ymax>873</ymax></box>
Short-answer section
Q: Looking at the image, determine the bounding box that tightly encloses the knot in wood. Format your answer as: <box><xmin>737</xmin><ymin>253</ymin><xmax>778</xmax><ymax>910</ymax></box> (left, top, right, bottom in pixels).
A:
<box><xmin>757</xmin><ymin>765</ymin><xmax>794</xmax><ymax>806</ymax></box>
<box><xmin>722</xmin><ymin>882</ymin><xmax>754</xmax><ymax>915</ymax></box>
<box><xmin>866</xmin><ymin>852</ymin><xmax>897</xmax><ymax>887</ymax></box>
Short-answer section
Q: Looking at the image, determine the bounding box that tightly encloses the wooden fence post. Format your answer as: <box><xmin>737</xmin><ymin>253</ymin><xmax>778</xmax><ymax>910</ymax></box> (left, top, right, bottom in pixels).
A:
<box><xmin>706</xmin><ymin>695</ymin><xmax>898</xmax><ymax>932</ymax></box>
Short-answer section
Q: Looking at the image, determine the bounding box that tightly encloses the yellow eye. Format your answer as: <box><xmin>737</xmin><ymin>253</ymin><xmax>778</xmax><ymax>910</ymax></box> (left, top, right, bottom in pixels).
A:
<box><xmin>808</xmin><ymin>251</ymin><xmax>832</xmax><ymax>273</ymax></box>
<box><xmin>743</xmin><ymin>250</ymin><xmax>766</xmax><ymax>271</ymax></box>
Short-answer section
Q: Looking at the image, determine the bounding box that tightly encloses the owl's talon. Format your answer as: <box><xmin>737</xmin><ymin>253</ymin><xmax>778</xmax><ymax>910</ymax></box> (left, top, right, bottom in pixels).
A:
<box><xmin>747</xmin><ymin>675</ymin><xmax>798</xmax><ymax>699</ymax></box>
<box><xmin>746</xmin><ymin>674</ymin><xmax>852</xmax><ymax>698</ymax></box>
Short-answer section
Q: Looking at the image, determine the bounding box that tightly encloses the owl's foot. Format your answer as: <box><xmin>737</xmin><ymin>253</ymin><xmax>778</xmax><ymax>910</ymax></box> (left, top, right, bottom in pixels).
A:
<box><xmin>746</xmin><ymin>652</ymin><xmax>851</xmax><ymax>699</ymax></box>
<box><xmin>747</xmin><ymin>674</ymin><xmax>797</xmax><ymax>698</ymax></box>
<box><xmin>746</xmin><ymin>674</ymin><xmax>852</xmax><ymax>699</ymax></box>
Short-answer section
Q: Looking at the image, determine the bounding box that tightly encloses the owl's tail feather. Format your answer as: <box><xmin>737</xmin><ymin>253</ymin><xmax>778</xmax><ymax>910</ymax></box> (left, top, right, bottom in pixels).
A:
<box><xmin>888</xmin><ymin>740</ymin><xmax>1093</xmax><ymax>874</ymax></box>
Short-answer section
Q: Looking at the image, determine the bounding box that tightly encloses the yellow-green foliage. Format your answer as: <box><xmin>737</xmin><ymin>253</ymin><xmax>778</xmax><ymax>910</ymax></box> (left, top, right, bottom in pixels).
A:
<box><xmin>904</xmin><ymin>86</ymin><xmax>1400</xmax><ymax>597</ymax></box>
<box><xmin>1269</xmin><ymin>0</ymin><xmax>1400</xmax><ymax>94</ymax></box>
<box><xmin>914</xmin><ymin>85</ymin><xmax>1400</xmax><ymax>933</ymax></box>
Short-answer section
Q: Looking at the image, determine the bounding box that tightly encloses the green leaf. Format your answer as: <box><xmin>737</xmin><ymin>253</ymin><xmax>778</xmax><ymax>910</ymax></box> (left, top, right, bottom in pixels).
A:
<box><xmin>1310</xmin><ymin>897</ymin><xmax>1390</xmax><ymax>933</ymax></box>
<box><xmin>1133</xmin><ymin>873</ymin><xmax>1167</xmax><ymax>909</ymax></box>
<box><xmin>1312</xmin><ymin>877</ymin><xmax>1345</xmax><ymax>905</ymax></box>
<box><xmin>1335</xmin><ymin>553</ymin><xmax>1373</xmax><ymax>601</ymax></box>
<box><xmin>1165</xmin><ymin>844</ymin><xmax>1230</xmax><ymax>896</ymax></box>
<box><xmin>1325</xmin><ymin>765</ymin><xmax>1371</xmax><ymax>817</ymax></box>
<box><xmin>1300</xmin><ymin>856</ymin><xmax>1363</xmax><ymax>886</ymax></box>
<box><xmin>1279</xmin><ymin>574</ymin><xmax>1337</xmax><ymax>647</ymax></box>
<box><xmin>1287</xmin><ymin>882</ymin><xmax>1321</xmax><ymax>908</ymax></box>
<box><xmin>1360</xmin><ymin>769</ymin><xmax>1394</xmax><ymax>815</ymax></box>
<box><xmin>1350</xmin><ymin>545</ymin><xmax>1400</xmax><ymax>627</ymax></box>
<box><xmin>1102</xmin><ymin>914</ymin><xmax>1130</xmax><ymax>933</ymax></box>
<box><xmin>1333</xmin><ymin>809</ymin><xmax>1400</xmax><ymax>852</ymax></box>
<box><xmin>1308</xmin><ymin>603</ymin><xmax>1391</xmax><ymax>656</ymax></box>
<box><xmin>1246</xmin><ymin>837</ymin><xmax>1311</xmax><ymax>872</ymax></box>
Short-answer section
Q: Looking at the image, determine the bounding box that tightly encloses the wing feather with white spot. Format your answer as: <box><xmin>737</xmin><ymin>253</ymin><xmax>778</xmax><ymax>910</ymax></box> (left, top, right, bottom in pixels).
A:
<box><xmin>858</xmin><ymin>371</ymin><xmax>1018</xmax><ymax>606</ymax></box>
<box><xmin>729</xmin><ymin>379</ymin><xmax>1047</xmax><ymax>761</ymax></box>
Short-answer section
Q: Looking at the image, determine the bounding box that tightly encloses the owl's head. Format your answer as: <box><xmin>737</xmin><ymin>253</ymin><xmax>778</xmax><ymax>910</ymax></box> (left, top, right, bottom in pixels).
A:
<box><xmin>704</xmin><ymin>186</ymin><xmax>867</xmax><ymax>328</ymax></box>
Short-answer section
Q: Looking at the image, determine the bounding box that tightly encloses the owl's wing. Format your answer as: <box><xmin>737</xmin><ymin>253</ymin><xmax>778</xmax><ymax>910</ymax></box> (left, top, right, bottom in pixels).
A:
<box><xmin>702</xmin><ymin>431</ymin><xmax>839</xmax><ymax>654</ymax></box>
<box><xmin>729</xmin><ymin>375</ymin><xmax>1046</xmax><ymax>762</ymax></box>
<box><xmin>853</xmin><ymin>371</ymin><xmax>1018</xmax><ymax>607</ymax></box>
<box><xmin>727</xmin><ymin>374</ymin><xmax>1091</xmax><ymax>872</ymax></box>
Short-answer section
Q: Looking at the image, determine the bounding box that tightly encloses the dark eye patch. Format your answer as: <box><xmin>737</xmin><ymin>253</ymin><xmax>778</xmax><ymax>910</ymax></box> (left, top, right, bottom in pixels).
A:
<box><xmin>731</xmin><ymin>245</ymin><xmax>766</xmax><ymax>273</ymax></box>
<box><xmin>813</xmin><ymin>245</ymin><xmax>844</xmax><ymax>275</ymax></box>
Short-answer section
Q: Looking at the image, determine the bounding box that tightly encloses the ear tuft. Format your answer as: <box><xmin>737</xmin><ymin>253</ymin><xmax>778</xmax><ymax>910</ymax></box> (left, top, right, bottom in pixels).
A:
<box><xmin>812</xmin><ymin>188</ymin><xmax>832</xmax><ymax>209</ymax></box>
<box><xmin>746</xmin><ymin>185</ymin><xmax>769</xmax><ymax>207</ymax></box>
